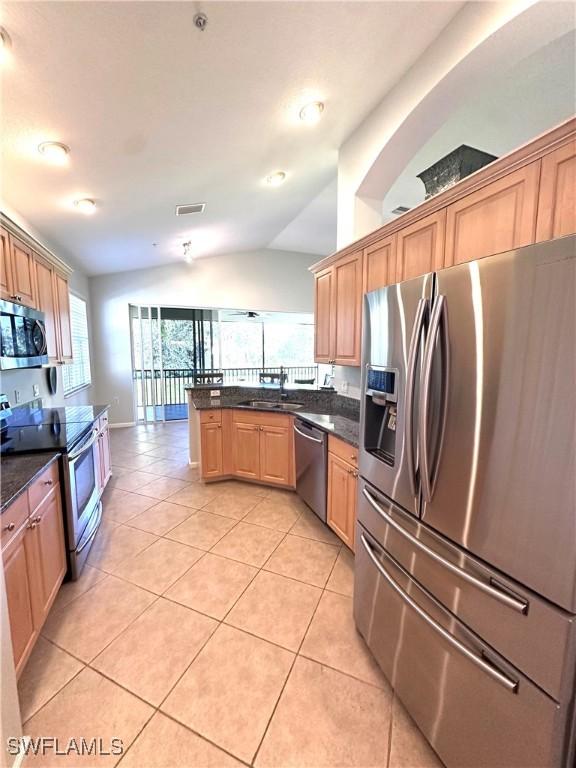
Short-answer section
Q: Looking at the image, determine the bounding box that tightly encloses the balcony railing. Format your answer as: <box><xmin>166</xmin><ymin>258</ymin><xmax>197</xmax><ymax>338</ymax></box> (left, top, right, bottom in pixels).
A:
<box><xmin>133</xmin><ymin>366</ymin><xmax>319</xmax><ymax>407</ymax></box>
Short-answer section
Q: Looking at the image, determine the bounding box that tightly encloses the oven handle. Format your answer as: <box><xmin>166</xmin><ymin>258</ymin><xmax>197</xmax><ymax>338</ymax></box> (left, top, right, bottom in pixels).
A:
<box><xmin>359</xmin><ymin>533</ymin><xmax>519</xmax><ymax>694</ymax></box>
<box><xmin>68</xmin><ymin>427</ymin><xmax>100</xmax><ymax>461</ymax></box>
<box><xmin>362</xmin><ymin>488</ymin><xmax>528</xmax><ymax>614</ymax></box>
<box><xmin>76</xmin><ymin>502</ymin><xmax>102</xmax><ymax>554</ymax></box>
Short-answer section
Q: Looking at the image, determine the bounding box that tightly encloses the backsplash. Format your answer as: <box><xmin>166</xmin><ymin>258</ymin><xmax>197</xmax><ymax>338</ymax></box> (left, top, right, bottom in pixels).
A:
<box><xmin>0</xmin><ymin>367</ymin><xmax>93</xmax><ymax>409</ymax></box>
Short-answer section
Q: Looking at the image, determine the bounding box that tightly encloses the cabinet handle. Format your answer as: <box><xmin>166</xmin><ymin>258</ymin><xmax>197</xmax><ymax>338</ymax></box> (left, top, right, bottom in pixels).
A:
<box><xmin>10</xmin><ymin>294</ymin><xmax>22</xmax><ymax>302</ymax></box>
<box><xmin>4</xmin><ymin>522</ymin><xmax>15</xmax><ymax>532</ymax></box>
<box><xmin>33</xmin><ymin>515</ymin><xmax>42</xmax><ymax>524</ymax></box>
<box><xmin>44</xmin><ymin>479</ymin><xmax>53</xmax><ymax>486</ymax></box>
<box><xmin>27</xmin><ymin>522</ymin><xmax>37</xmax><ymax>530</ymax></box>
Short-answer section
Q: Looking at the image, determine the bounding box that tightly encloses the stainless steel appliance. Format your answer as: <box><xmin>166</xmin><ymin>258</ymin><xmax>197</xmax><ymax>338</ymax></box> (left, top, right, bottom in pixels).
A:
<box><xmin>1</xmin><ymin>402</ymin><xmax>108</xmax><ymax>579</ymax></box>
<box><xmin>354</xmin><ymin>235</ymin><xmax>576</xmax><ymax>768</ymax></box>
<box><xmin>294</xmin><ymin>417</ymin><xmax>327</xmax><ymax>521</ymax></box>
<box><xmin>0</xmin><ymin>299</ymin><xmax>48</xmax><ymax>369</ymax></box>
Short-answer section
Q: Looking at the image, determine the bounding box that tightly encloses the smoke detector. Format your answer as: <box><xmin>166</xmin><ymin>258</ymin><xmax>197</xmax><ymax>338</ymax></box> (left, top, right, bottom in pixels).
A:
<box><xmin>175</xmin><ymin>203</ymin><xmax>206</xmax><ymax>216</ymax></box>
<box><xmin>193</xmin><ymin>13</ymin><xmax>208</xmax><ymax>31</ymax></box>
<box><xmin>391</xmin><ymin>205</ymin><xmax>411</xmax><ymax>216</ymax></box>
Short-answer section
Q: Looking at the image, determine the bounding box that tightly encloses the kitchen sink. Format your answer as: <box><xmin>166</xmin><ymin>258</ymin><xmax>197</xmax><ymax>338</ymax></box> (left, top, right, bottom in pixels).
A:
<box><xmin>238</xmin><ymin>400</ymin><xmax>304</xmax><ymax>411</ymax></box>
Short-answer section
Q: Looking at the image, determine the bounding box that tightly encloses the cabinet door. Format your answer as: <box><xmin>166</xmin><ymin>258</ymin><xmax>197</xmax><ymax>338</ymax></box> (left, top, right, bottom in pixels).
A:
<box><xmin>27</xmin><ymin>487</ymin><xmax>66</xmax><ymax>627</ymax></box>
<box><xmin>0</xmin><ymin>226</ymin><xmax>14</xmax><ymax>301</ymax></box>
<box><xmin>100</xmin><ymin>425</ymin><xmax>112</xmax><ymax>490</ymax></box>
<box><xmin>363</xmin><ymin>234</ymin><xmax>397</xmax><ymax>293</ymax></box>
<box><xmin>2</xmin><ymin>525</ymin><xmax>37</xmax><ymax>676</ymax></box>
<box><xmin>314</xmin><ymin>267</ymin><xmax>334</xmax><ymax>363</ymax></box>
<box><xmin>200</xmin><ymin>422</ymin><xmax>223</xmax><ymax>479</ymax></box>
<box><xmin>54</xmin><ymin>273</ymin><xmax>73</xmax><ymax>362</ymax></box>
<box><xmin>396</xmin><ymin>211</ymin><xmax>446</xmax><ymax>280</ymax></box>
<box><xmin>333</xmin><ymin>251</ymin><xmax>363</xmax><ymax>366</ymax></box>
<box><xmin>445</xmin><ymin>163</ymin><xmax>540</xmax><ymax>266</ymax></box>
<box><xmin>35</xmin><ymin>257</ymin><xmax>60</xmax><ymax>361</ymax></box>
<box><xmin>327</xmin><ymin>453</ymin><xmax>357</xmax><ymax>550</ymax></box>
<box><xmin>9</xmin><ymin>235</ymin><xmax>36</xmax><ymax>307</ymax></box>
<box><xmin>231</xmin><ymin>421</ymin><xmax>260</xmax><ymax>480</ymax></box>
<box><xmin>260</xmin><ymin>424</ymin><xmax>293</xmax><ymax>487</ymax></box>
<box><xmin>536</xmin><ymin>140</ymin><xmax>576</xmax><ymax>241</ymax></box>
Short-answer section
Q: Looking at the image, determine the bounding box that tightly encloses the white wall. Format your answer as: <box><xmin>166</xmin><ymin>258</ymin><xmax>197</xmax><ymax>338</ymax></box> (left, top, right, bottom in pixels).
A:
<box><xmin>0</xmin><ymin>205</ymin><xmax>95</xmax><ymax>409</ymax></box>
<box><xmin>90</xmin><ymin>248</ymin><xmax>316</xmax><ymax>424</ymax></box>
<box><xmin>337</xmin><ymin>0</ymin><xmax>576</xmax><ymax>246</ymax></box>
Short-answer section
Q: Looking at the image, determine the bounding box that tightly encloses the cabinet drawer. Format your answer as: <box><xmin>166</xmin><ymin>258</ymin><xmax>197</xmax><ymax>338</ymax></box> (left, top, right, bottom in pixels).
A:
<box><xmin>1</xmin><ymin>493</ymin><xmax>29</xmax><ymax>550</ymax></box>
<box><xmin>328</xmin><ymin>435</ymin><xmax>358</xmax><ymax>467</ymax></box>
<box><xmin>28</xmin><ymin>461</ymin><xmax>59</xmax><ymax>513</ymax></box>
<box><xmin>200</xmin><ymin>409</ymin><xmax>222</xmax><ymax>424</ymax></box>
<box><xmin>232</xmin><ymin>409</ymin><xmax>290</xmax><ymax>427</ymax></box>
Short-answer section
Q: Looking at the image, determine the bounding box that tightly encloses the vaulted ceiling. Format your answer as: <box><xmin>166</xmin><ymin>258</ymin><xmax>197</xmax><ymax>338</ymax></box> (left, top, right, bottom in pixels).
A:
<box><xmin>0</xmin><ymin>1</ymin><xmax>462</xmax><ymax>274</ymax></box>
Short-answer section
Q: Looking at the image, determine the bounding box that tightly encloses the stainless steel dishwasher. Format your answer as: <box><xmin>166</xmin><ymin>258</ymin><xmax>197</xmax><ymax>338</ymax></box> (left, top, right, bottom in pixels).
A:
<box><xmin>293</xmin><ymin>418</ymin><xmax>327</xmax><ymax>521</ymax></box>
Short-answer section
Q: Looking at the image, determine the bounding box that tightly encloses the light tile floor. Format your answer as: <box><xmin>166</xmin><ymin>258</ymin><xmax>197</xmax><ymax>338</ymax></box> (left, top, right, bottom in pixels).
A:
<box><xmin>18</xmin><ymin>421</ymin><xmax>443</xmax><ymax>768</ymax></box>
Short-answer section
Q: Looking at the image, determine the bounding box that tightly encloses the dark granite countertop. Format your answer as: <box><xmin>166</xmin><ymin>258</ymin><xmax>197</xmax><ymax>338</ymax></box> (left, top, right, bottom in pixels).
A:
<box><xmin>1</xmin><ymin>453</ymin><xmax>60</xmax><ymax>513</ymax></box>
<box><xmin>186</xmin><ymin>387</ymin><xmax>360</xmax><ymax>447</ymax></box>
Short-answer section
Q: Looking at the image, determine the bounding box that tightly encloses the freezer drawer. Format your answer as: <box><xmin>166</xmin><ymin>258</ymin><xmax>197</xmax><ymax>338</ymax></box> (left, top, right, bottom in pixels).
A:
<box><xmin>358</xmin><ymin>479</ymin><xmax>576</xmax><ymax>703</ymax></box>
<box><xmin>354</xmin><ymin>527</ymin><xmax>570</xmax><ymax>768</ymax></box>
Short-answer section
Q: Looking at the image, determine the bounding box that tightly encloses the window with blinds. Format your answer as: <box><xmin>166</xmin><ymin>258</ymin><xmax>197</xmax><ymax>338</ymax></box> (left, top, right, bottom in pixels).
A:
<box><xmin>63</xmin><ymin>294</ymin><xmax>92</xmax><ymax>395</ymax></box>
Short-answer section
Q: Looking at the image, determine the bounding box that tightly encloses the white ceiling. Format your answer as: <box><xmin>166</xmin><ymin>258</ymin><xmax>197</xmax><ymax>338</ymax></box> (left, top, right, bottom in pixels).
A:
<box><xmin>0</xmin><ymin>1</ymin><xmax>462</xmax><ymax>275</ymax></box>
<box><xmin>381</xmin><ymin>29</ymin><xmax>576</xmax><ymax>220</ymax></box>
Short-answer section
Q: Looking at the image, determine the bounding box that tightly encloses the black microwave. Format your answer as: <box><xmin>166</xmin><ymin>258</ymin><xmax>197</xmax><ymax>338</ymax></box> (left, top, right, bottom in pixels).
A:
<box><xmin>0</xmin><ymin>299</ymin><xmax>49</xmax><ymax>369</ymax></box>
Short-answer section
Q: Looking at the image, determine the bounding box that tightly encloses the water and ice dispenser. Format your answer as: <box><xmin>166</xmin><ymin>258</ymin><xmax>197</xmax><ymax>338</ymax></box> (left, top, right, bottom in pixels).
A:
<box><xmin>363</xmin><ymin>366</ymin><xmax>399</xmax><ymax>467</ymax></box>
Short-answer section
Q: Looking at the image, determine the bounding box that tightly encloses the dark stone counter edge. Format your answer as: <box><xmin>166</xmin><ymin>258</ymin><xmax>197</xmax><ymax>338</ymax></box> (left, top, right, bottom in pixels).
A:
<box><xmin>1</xmin><ymin>453</ymin><xmax>60</xmax><ymax>513</ymax></box>
<box><xmin>189</xmin><ymin>400</ymin><xmax>360</xmax><ymax>448</ymax></box>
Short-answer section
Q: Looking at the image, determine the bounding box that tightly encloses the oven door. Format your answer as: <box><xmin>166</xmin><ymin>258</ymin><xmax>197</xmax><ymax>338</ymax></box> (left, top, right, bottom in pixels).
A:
<box><xmin>66</xmin><ymin>426</ymin><xmax>100</xmax><ymax>545</ymax></box>
<box><xmin>0</xmin><ymin>299</ymin><xmax>49</xmax><ymax>369</ymax></box>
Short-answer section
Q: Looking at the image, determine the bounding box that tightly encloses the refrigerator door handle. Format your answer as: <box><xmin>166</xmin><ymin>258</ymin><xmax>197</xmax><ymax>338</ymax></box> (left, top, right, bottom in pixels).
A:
<box><xmin>359</xmin><ymin>533</ymin><xmax>519</xmax><ymax>694</ymax></box>
<box><xmin>362</xmin><ymin>487</ymin><xmax>529</xmax><ymax>614</ymax></box>
<box><xmin>405</xmin><ymin>298</ymin><xmax>427</xmax><ymax>496</ymax></box>
<box><xmin>419</xmin><ymin>294</ymin><xmax>449</xmax><ymax>502</ymax></box>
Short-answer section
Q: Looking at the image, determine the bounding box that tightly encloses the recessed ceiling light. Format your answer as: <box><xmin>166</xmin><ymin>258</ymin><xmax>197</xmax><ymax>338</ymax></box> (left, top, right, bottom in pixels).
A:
<box><xmin>299</xmin><ymin>101</ymin><xmax>324</xmax><ymax>124</ymax></box>
<box><xmin>38</xmin><ymin>141</ymin><xmax>70</xmax><ymax>165</ymax></box>
<box><xmin>266</xmin><ymin>171</ymin><xmax>287</xmax><ymax>187</ymax></box>
<box><xmin>73</xmin><ymin>198</ymin><xmax>96</xmax><ymax>215</ymax></box>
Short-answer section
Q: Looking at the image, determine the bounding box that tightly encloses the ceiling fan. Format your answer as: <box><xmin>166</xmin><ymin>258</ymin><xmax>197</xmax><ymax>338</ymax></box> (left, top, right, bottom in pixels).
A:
<box><xmin>229</xmin><ymin>310</ymin><xmax>260</xmax><ymax>318</ymax></box>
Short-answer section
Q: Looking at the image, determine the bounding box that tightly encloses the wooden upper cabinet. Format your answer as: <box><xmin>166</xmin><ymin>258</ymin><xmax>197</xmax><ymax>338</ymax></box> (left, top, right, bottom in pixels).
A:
<box><xmin>260</xmin><ymin>424</ymin><xmax>293</xmax><ymax>487</ymax></box>
<box><xmin>200</xmin><ymin>421</ymin><xmax>223</xmax><ymax>479</ymax></box>
<box><xmin>54</xmin><ymin>273</ymin><xmax>73</xmax><ymax>362</ymax></box>
<box><xmin>445</xmin><ymin>162</ymin><xmax>540</xmax><ymax>266</ymax></box>
<box><xmin>396</xmin><ymin>211</ymin><xmax>446</xmax><ymax>280</ymax></box>
<box><xmin>0</xmin><ymin>226</ymin><xmax>13</xmax><ymax>301</ymax></box>
<box><xmin>333</xmin><ymin>250</ymin><xmax>363</xmax><ymax>366</ymax></box>
<box><xmin>231</xmin><ymin>421</ymin><xmax>260</xmax><ymax>480</ymax></box>
<box><xmin>9</xmin><ymin>234</ymin><xmax>36</xmax><ymax>307</ymax></box>
<box><xmin>314</xmin><ymin>267</ymin><xmax>334</xmax><ymax>363</ymax></box>
<box><xmin>35</xmin><ymin>258</ymin><xmax>59</xmax><ymax>361</ymax></box>
<box><xmin>536</xmin><ymin>139</ymin><xmax>576</xmax><ymax>242</ymax></box>
<box><xmin>363</xmin><ymin>234</ymin><xmax>397</xmax><ymax>293</ymax></box>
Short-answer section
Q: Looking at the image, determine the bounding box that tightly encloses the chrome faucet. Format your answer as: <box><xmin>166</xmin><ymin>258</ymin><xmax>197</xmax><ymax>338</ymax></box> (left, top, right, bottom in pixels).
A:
<box><xmin>279</xmin><ymin>366</ymin><xmax>287</xmax><ymax>400</ymax></box>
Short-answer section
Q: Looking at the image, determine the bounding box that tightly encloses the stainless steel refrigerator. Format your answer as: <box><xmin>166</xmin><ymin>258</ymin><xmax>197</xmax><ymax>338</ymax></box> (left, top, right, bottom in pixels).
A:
<box><xmin>354</xmin><ymin>235</ymin><xmax>576</xmax><ymax>768</ymax></box>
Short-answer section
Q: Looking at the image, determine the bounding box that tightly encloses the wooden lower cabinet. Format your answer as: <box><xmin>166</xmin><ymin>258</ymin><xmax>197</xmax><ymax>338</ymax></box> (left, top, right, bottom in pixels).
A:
<box><xmin>231</xmin><ymin>421</ymin><xmax>260</xmax><ymax>480</ymax></box>
<box><xmin>327</xmin><ymin>437</ymin><xmax>358</xmax><ymax>550</ymax></box>
<box><xmin>200</xmin><ymin>409</ymin><xmax>294</xmax><ymax>488</ymax></box>
<box><xmin>27</xmin><ymin>488</ymin><xmax>67</xmax><ymax>627</ymax></box>
<box><xmin>260</xmin><ymin>424</ymin><xmax>294</xmax><ymax>486</ymax></box>
<box><xmin>3</xmin><ymin>526</ymin><xmax>37</xmax><ymax>677</ymax></box>
<box><xmin>2</xmin><ymin>465</ymin><xmax>67</xmax><ymax>677</ymax></box>
<box><xmin>201</xmin><ymin>421</ymin><xmax>224</xmax><ymax>479</ymax></box>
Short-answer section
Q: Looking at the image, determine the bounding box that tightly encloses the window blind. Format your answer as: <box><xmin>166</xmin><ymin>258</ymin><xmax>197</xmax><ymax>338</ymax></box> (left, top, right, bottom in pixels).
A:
<box><xmin>63</xmin><ymin>294</ymin><xmax>92</xmax><ymax>395</ymax></box>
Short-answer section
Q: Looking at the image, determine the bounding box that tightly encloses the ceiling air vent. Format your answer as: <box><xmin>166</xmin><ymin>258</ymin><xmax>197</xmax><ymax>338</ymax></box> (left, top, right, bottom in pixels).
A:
<box><xmin>175</xmin><ymin>203</ymin><xmax>206</xmax><ymax>216</ymax></box>
<box><xmin>391</xmin><ymin>205</ymin><xmax>411</xmax><ymax>216</ymax></box>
